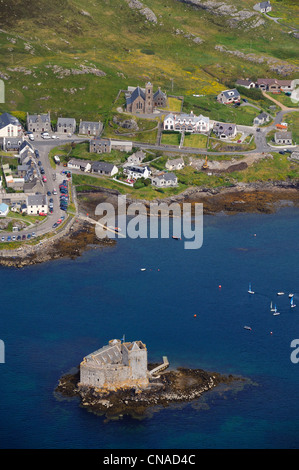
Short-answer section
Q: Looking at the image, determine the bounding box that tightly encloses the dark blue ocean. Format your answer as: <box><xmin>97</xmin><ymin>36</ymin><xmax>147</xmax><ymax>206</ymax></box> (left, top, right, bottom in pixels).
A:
<box><xmin>1</xmin><ymin>207</ymin><xmax>299</xmax><ymax>449</ymax></box>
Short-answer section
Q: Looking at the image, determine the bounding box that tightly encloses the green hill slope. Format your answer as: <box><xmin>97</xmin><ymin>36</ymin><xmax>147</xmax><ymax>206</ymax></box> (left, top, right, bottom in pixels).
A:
<box><xmin>0</xmin><ymin>0</ymin><xmax>298</xmax><ymax>122</ymax></box>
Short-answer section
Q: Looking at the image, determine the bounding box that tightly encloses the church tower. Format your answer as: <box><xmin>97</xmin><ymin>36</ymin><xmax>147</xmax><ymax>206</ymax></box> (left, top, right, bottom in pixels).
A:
<box><xmin>144</xmin><ymin>82</ymin><xmax>153</xmax><ymax>114</ymax></box>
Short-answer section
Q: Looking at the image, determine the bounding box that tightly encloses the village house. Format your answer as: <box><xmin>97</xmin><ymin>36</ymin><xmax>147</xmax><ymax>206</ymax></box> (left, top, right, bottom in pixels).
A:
<box><xmin>217</xmin><ymin>89</ymin><xmax>241</xmax><ymax>105</ymax></box>
<box><xmin>126</xmin><ymin>150</ymin><xmax>146</xmax><ymax>166</ymax></box>
<box><xmin>79</xmin><ymin>339</ymin><xmax>150</xmax><ymax>391</ymax></box>
<box><xmin>126</xmin><ymin>82</ymin><xmax>167</xmax><ymax>114</ymax></box>
<box><xmin>151</xmin><ymin>172</ymin><xmax>178</xmax><ymax>188</ymax></box>
<box><xmin>91</xmin><ymin>161</ymin><xmax>118</xmax><ymax>177</ymax></box>
<box><xmin>256</xmin><ymin>79</ymin><xmax>294</xmax><ymax>93</ymax></box>
<box><xmin>26</xmin><ymin>194</ymin><xmax>48</xmax><ymax>215</ymax></box>
<box><xmin>2</xmin><ymin>136</ymin><xmax>24</xmax><ymax>152</ymax></box>
<box><xmin>26</xmin><ymin>112</ymin><xmax>51</xmax><ymax>133</ymax></box>
<box><xmin>0</xmin><ymin>112</ymin><xmax>22</xmax><ymax>138</ymax></box>
<box><xmin>67</xmin><ymin>158</ymin><xmax>91</xmax><ymax>172</ymax></box>
<box><xmin>165</xmin><ymin>157</ymin><xmax>184</xmax><ymax>171</ymax></box>
<box><xmin>235</xmin><ymin>79</ymin><xmax>255</xmax><ymax>89</ymax></box>
<box><xmin>123</xmin><ymin>165</ymin><xmax>151</xmax><ymax>180</ymax></box>
<box><xmin>79</xmin><ymin>120</ymin><xmax>102</xmax><ymax>136</ymax></box>
<box><xmin>274</xmin><ymin>132</ymin><xmax>293</xmax><ymax>146</ymax></box>
<box><xmin>253</xmin><ymin>112</ymin><xmax>270</xmax><ymax>126</ymax></box>
<box><xmin>163</xmin><ymin>112</ymin><xmax>210</xmax><ymax>133</ymax></box>
<box><xmin>256</xmin><ymin>1</ymin><xmax>272</xmax><ymax>13</ymax></box>
<box><xmin>213</xmin><ymin>122</ymin><xmax>237</xmax><ymax>139</ymax></box>
<box><xmin>56</xmin><ymin>117</ymin><xmax>76</xmax><ymax>135</ymax></box>
<box><xmin>90</xmin><ymin>137</ymin><xmax>132</xmax><ymax>154</ymax></box>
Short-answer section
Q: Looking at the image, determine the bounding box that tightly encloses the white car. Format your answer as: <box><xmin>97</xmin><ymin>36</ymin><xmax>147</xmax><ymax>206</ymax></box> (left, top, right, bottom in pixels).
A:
<box><xmin>52</xmin><ymin>135</ymin><xmax>59</xmax><ymax>139</ymax></box>
<box><xmin>41</xmin><ymin>134</ymin><xmax>51</xmax><ymax>139</ymax></box>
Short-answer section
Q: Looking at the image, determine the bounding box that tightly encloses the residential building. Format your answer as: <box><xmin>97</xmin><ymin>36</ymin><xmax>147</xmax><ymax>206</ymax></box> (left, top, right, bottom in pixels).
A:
<box><xmin>217</xmin><ymin>89</ymin><xmax>241</xmax><ymax>104</ymax></box>
<box><xmin>67</xmin><ymin>158</ymin><xmax>91</xmax><ymax>172</ymax></box>
<box><xmin>236</xmin><ymin>79</ymin><xmax>255</xmax><ymax>89</ymax></box>
<box><xmin>126</xmin><ymin>150</ymin><xmax>146</xmax><ymax>166</ymax></box>
<box><xmin>79</xmin><ymin>120</ymin><xmax>102</xmax><ymax>136</ymax></box>
<box><xmin>126</xmin><ymin>82</ymin><xmax>167</xmax><ymax>114</ymax></box>
<box><xmin>213</xmin><ymin>122</ymin><xmax>237</xmax><ymax>139</ymax></box>
<box><xmin>253</xmin><ymin>112</ymin><xmax>270</xmax><ymax>126</ymax></box>
<box><xmin>79</xmin><ymin>339</ymin><xmax>149</xmax><ymax>391</ymax></box>
<box><xmin>151</xmin><ymin>172</ymin><xmax>178</xmax><ymax>188</ymax></box>
<box><xmin>91</xmin><ymin>161</ymin><xmax>118</xmax><ymax>177</ymax></box>
<box><xmin>274</xmin><ymin>132</ymin><xmax>293</xmax><ymax>145</ymax></box>
<box><xmin>2</xmin><ymin>136</ymin><xmax>24</xmax><ymax>151</ymax></box>
<box><xmin>26</xmin><ymin>112</ymin><xmax>51</xmax><ymax>133</ymax></box>
<box><xmin>56</xmin><ymin>117</ymin><xmax>76</xmax><ymax>135</ymax></box>
<box><xmin>26</xmin><ymin>194</ymin><xmax>48</xmax><ymax>215</ymax></box>
<box><xmin>0</xmin><ymin>112</ymin><xmax>22</xmax><ymax>138</ymax></box>
<box><xmin>90</xmin><ymin>137</ymin><xmax>111</xmax><ymax>154</ymax></box>
<box><xmin>163</xmin><ymin>112</ymin><xmax>210</xmax><ymax>133</ymax></box>
<box><xmin>256</xmin><ymin>1</ymin><xmax>272</xmax><ymax>13</ymax></box>
<box><xmin>165</xmin><ymin>157</ymin><xmax>184</xmax><ymax>171</ymax></box>
<box><xmin>123</xmin><ymin>165</ymin><xmax>151</xmax><ymax>180</ymax></box>
<box><xmin>256</xmin><ymin>79</ymin><xmax>294</xmax><ymax>92</ymax></box>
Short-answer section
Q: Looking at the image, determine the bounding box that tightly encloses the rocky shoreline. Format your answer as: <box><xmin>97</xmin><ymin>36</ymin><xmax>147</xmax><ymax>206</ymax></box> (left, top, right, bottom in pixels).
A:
<box><xmin>55</xmin><ymin>365</ymin><xmax>247</xmax><ymax>420</ymax></box>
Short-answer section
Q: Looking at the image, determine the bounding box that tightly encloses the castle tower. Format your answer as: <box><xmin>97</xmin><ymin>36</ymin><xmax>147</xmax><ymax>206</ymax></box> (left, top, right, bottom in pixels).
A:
<box><xmin>145</xmin><ymin>82</ymin><xmax>153</xmax><ymax>114</ymax></box>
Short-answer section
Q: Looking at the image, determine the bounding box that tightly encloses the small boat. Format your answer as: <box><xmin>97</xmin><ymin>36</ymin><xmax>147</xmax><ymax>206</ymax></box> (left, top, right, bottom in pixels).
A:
<box><xmin>244</xmin><ymin>326</ymin><xmax>252</xmax><ymax>331</ymax></box>
<box><xmin>291</xmin><ymin>297</ymin><xmax>296</xmax><ymax>308</ymax></box>
<box><xmin>270</xmin><ymin>301</ymin><xmax>275</xmax><ymax>312</ymax></box>
<box><xmin>277</xmin><ymin>292</ymin><xmax>284</xmax><ymax>296</ymax></box>
<box><xmin>248</xmin><ymin>283</ymin><xmax>255</xmax><ymax>294</ymax></box>
<box><xmin>289</xmin><ymin>293</ymin><xmax>294</xmax><ymax>298</ymax></box>
<box><xmin>273</xmin><ymin>304</ymin><xmax>280</xmax><ymax>315</ymax></box>
<box><xmin>140</xmin><ymin>268</ymin><xmax>146</xmax><ymax>271</ymax></box>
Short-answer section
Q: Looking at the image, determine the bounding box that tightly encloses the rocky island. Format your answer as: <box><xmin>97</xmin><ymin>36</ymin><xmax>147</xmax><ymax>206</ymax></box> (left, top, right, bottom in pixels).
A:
<box><xmin>55</xmin><ymin>338</ymin><xmax>246</xmax><ymax>420</ymax></box>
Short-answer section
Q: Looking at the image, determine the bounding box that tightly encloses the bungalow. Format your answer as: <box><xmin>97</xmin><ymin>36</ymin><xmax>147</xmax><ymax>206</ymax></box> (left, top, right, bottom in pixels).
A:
<box><xmin>151</xmin><ymin>172</ymin><xmax>178</xmax><ymax>188</ymax></box>
<box><xmin>123</xmin><ymin>165</ymin><xmax>151</xmax><ymax>180</ymax></box>
<box><xmin>56</xmin><ymin>117</ymin><xmax>76</xmax><ymax>135</ymax></box>
<box><xmin>217</xmin><ymin>89</ymin><xmax>241</xmax><ymax>105</ymax></box>
<box><xmin>79</xmin><ymin>120</ymin><xmax>102</xmax><ymax>136</ymax></box>
<box><xmin>163</xmin><ymin>112</ymin><xmax>210</xmax><ymax>133</ymax></box>
<box><xmin>256</xmin><ymin>79</ymin><xmax>294</xmax><ymax>93</ymax></box>
<box><xmin>274</xmin><ymin>132</ymin><xmax>292</xmax><ymax>145</ymax></box>
<box><xmin>213</xmin><ymin>122</ymin><xmax>237</xmax><ymax>139</ymax></box>
<box><xmin>0</xmin><ymin>203</ymin><xmax>9</xmax><ymax>217</ymax></box>
<box><xmin>26</xmin><ymin>194</ymin><xmax>48</xmax><ymax>215</ymax></box>
<box><xmin>91</xmin><ymin>161</ymin><xmax>118</xmax><ymax>177</ymax></box>
<box><xmin>126</xmin><ymin>150</ymin><xmax>146</xmax><ymax>165</ymax></box>
<box><xmin>0</xmin><ymin>112</ymin><xmax>22</xmax><ymax>138</ymax></box>
<box><xmin>165</xmin><ymin>157</ymin><xmax>184</xmax><ymax>171</ymax></box>
<box><xmin>67</xmin><ymin>158</ymin><xmax>91</xmax><ymax>172</ymax></box>
<box><xmin>256</xmin><ymin>1</ymin><xmax>272</xmax><ymax>13</ymax></box>
<box><xmin>27</xmin><ymin>112</ymin><xmax>51</xmax><ymax>133</ymax></box>
<box><xmin>253</xmin><ymin>112</ymin><xmax>270</xmax><ymax>126</ymax></box>
<box><xmin>236</xmin><ymin>79</ymin><xmax>255</xmax><ymax>89</ymax></box>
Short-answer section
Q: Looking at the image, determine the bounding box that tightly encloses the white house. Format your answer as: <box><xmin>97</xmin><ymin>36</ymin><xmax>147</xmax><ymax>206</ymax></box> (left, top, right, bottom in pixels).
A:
<box><xmin>123</xmin><ymin>165</ymin><xmax>151</xmax><ymax>180</ymax></box>
<box><xmin>213</xmin><ymin>122</ymin><xmax>237</xmax><ymax>139</ymax></box>
<box><xmin>165</xmin><ymin>157</ymin><xmax>184</xmax><ymax>171</ymax></box>
<box><xmin>256</xmin><ymin>1</ymin><xmax>272</xmax><ymax>13</ymax></box>
<box><xmin>163</xmin><ymin>112</ymin><xmax>210</xmax><ymax>133</ymax></box>
<box><xmin>26</xmin><ymin>194</ymin><xmax>48</xmax><ymax>215</ymax></box>
<box><xmin>151</xmin><ymin>172</ymin><xmax>178</xmax><ymax>188</ymax></box>
<box><xmin>0</xmin><ymin>113</ymin><xmax>22</xmax><ymax>138</ymax></box>
<box><xmin>274</xmin><ymin>132</ymin><xmax>293</xmax><ymax>145</ymax></box>
<box><xmin>235</xmin><ymin>79</ymin><xmax>255</xmax><ymax>89</ymax></box>
<box><xmin>67</xmin><ymin>158</ymin><xmax>91</xmax><ymax>172</ymax></box>
<box><xmin>217</xmin><ymin>89</ymin><xmax>241</xmax><ymax>104</ymax></box>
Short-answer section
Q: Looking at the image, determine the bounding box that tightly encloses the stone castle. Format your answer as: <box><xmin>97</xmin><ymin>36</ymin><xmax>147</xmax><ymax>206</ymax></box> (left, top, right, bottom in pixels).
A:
<box><xmin>79</xmin><ymin>339</ymin><xmax>150</xmax><ymax>391</ymax></box>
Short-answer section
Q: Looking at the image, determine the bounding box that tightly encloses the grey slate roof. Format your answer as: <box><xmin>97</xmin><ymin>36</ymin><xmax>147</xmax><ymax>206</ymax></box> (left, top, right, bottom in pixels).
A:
<box><xmin>155</xmin><ymin>172</ymin><xmax>177</xmax><ymax>182</ymax></box>
<box><xmin>57</xmin><ymin>117</ymin><xmax>76</xmax><ymax>126</ymax></box>
<box><xmin>222</xmin><ymin>89</ymin><xmax>240</xmax><ymax>100</ymax></box>
<box><xmin>126</xmin><ymin>86</ymin><xmax>145</xmax><ymax>105</ymax></box>
<box><xmin>27</xmin><ymin>194</ymin><xmax>47</xmax><ymax>206</ymax></box>
<box><xmin>259</xmin><ymin>1</ymin><xmax>271</xmax><ymax>9</ymax></box>
<box><xmin>91</xmin><ymin>161</ymin><xmax>115</xmax><ymax>172</ymax></box>
<box><xmin>0</xmin><ymin>112</ymin><xmax>21</xmax><ymax>129</ymax></box>
<box><xmin>27</xmin><ymin>113</ymin><xmax>50</xmax><ymax>123</ymax></box>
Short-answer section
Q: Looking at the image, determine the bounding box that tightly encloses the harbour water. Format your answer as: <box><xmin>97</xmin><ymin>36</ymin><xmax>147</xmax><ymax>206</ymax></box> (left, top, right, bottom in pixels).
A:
<box><xmin>1</xmin><ymin>207</ymin><xmax>299</xmax><ymax>449</ymax></box>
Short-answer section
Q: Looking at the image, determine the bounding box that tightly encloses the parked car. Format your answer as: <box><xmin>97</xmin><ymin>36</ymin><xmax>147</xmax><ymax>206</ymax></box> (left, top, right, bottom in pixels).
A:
<box><xmin>1</xmin><ymin>236</ymin><xmax>5</xmax><ymax>241</ymax></box>
<box><xmin>279</xmin><ymin>151</ymin><xmax>285</xmax><ymax>155</ymax></box>
<box><xmin>22</xmin><ymin>235</ymin><xmax>26</xmax><ymax>240</ymax></box>
<box><xmin>12</xmin><ymin>236</ymin><xmax>16</xmax><ymax>241</ymax></box>
<box><xmin>49</xmin><ymin>198</ymin><xmax>53</xmax><ymax>203</ymax></box>
<box><xmin>53</xmin><ymin>189</ymin><xmax>57</xmax><ymax>195</ymax></box>
<box><xmin>38</xmin><ymin>161</ymin><xmax>42</xmax><ymax>166</ymax></box>
<box><xmin>52</xmin><ymin>223</ymin><xmax>58</xmax><ymax>228</ymax></box>
<box><xmin>31</xmin><ymin>232</ymin><xmax>36</xmax><ymax>238</ymax></box>
<box><xmin>34</xmin><ymin>150</ymin><xmax>39</xmax><ymax>157</ymax></box>
<box><xmin>242</xmin><ymin>99</ymin><xmax>248</xmax><ymax>103</ymax></box>
<box><xmin>42</xmin><ymin>176</ymin><xmax>47</xmax><ymax>182</ymax></box>
<box><xmin>27</xmin><ymin>234</ymin><xmax>31</xmax><ymax>239</ymax></box>
<box><xmin>39</xmin><ymin>212</ymin><xmax>47</xmax><ymax>216</ymax></box>
<box><xmin>7</xmin><ymin>236</ymin><xmax>11</xmax><ymax>241</ymax></box>
<box><xmin>47</xmin><ymin>191</ymin><xmax>51</xmax><ymax>196</ymax></box>
<box><xmin>40</xmin><ymin>168</ymin><xmax>45</xmax><ymax>174</ymax></box>
<box><xmin>17</xmin><ymin>235</ymin><xmax>21</xmax><ymax>240</ymax></box>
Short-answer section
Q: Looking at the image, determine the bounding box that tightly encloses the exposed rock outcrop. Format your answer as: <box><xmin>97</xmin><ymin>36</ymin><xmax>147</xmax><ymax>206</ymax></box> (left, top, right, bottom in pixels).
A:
<box><xmin>124</xmin><ymin>0</ymin><xmax>157</xmax><ymax>23</ymax></box>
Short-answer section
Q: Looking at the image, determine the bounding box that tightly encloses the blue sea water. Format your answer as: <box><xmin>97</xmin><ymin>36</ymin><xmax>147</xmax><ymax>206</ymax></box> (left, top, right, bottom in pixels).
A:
<box><xmin>1</xmin><ymin>207</ymin><xmax>299</xmax><ymax>449</ymax></box>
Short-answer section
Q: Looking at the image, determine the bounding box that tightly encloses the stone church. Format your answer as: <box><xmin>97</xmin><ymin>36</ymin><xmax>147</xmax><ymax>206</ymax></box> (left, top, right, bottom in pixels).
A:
<box><xmin>126</xmin><ymin>82</ymin><xmax>167</xmax><ymax>114</ymax></box>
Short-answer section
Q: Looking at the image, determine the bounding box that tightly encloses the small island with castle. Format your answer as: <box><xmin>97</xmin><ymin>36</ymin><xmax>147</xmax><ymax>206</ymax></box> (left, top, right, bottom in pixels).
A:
<box><xmin>55</xmin><ymin>338</ymin><xmax>246</xmax><ymax>419</ymax></box>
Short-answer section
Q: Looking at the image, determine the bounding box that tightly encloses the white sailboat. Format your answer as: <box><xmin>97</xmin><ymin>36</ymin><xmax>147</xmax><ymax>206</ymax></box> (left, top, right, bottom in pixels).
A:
<box><xmin>248</xmin><ymin>283</ymin><xmax>255</xmax><ymax>294</ymax></box>
<box><xmin>291</xmin><ymin>296</ymin><xmax>296</xmax><ymax>308</ymax></box>
<box><xmin>270</xmin><ymin>301</ymin><xmax>275</xmax><ymax>312</ymax></box>
<box><xmin>277</xmin><ymin>292</ymin><xmax>284</xmax><ymax>296</ymax></box>
<box><xmin>273</xmin><ymin>304</ymin><xmax>280</xmax><ymax>316</ymax></box>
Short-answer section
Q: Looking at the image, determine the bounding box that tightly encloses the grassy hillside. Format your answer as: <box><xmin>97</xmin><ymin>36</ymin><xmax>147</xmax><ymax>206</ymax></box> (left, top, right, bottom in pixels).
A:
<box><xmin>0</xmin><ymin>0</ymin><xmax>298</xmax><ymax>122</ymax></box>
